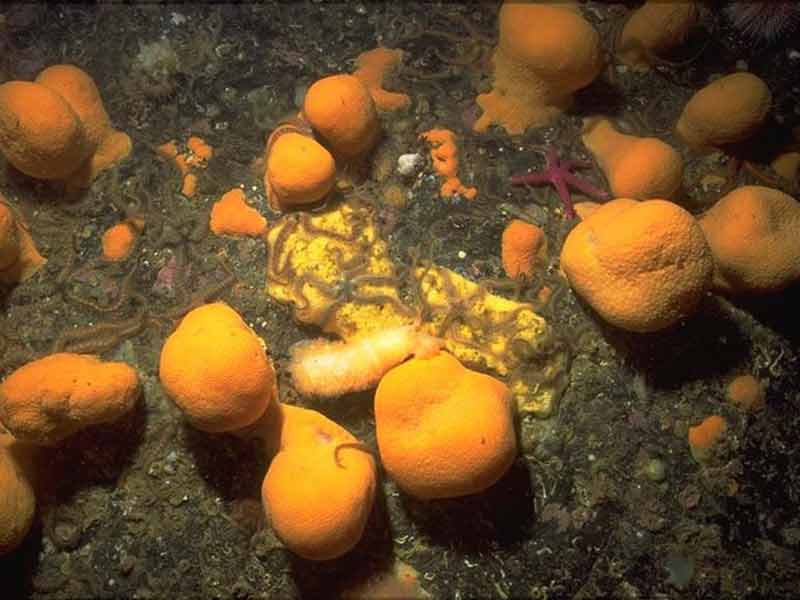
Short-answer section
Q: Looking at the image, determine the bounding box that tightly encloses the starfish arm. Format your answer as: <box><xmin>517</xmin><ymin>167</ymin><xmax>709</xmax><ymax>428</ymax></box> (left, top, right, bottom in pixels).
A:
<box><xmin>563</xmin><ymin>172</ymin><xmax>611</xmax><ymax>200</ymax></box>
<box><xmin>510</xmin><ymin>172</ymin><xmax>552</xmax><ymax>186</ymax></box>
<box><xmin>552</xmin><ymin>176</ymin><xmax>576</xmax><ymax>218</ymax></box>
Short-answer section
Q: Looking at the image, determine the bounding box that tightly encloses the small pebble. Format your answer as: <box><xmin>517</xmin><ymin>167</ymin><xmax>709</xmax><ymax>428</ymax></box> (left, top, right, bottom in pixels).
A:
<box><xmin>397</xmin><ymin>153</ymin><xmax>422</xmax><ymax>176</ymax></box>
<box><xmin>120</xmin><ymin>555</ymin><xmax>136</xmax><ymax>576</ymax></box>
<box><xmin>644</xmin><ymin>458</ymin><xmax>667</xmax><ymax>482</ymax></box>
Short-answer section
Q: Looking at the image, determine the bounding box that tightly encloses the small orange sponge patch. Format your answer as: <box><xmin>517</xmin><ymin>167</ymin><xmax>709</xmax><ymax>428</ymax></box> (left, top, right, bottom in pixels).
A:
<box><xmin>420</xmin><ymin>129</ymin><xmax>477</xmax><ymax>200</ymax></box>
<box><xmin>157</xmin><ymin>136</ymin><xmax>214</xmax><ymax>198</ymax></box>
<box><xmin>210</xmin><ymin>188</ymin><xmax>267</xmax><ymax>237</ymax></box>
<box><xmin>501</xmin><ymin>219</ymin><xmax>547</xmax><ymax>279</ymax></box>
<box><xmin>726</xmin><ymin>375</ymin><xmax>765</xmax><ymax>412</ymax></box>
<box><xmin>688</xmin><ymin>415</ymin><xmax>728</xmax><ymax>463</ymax></box>
<box><xmin>353</xmin><ymin>47</ymin><xmax>411</xmax><ymax>112</ymax></box>
<box><xmin>101</xmin><ymin>218</ymin><xmax>144</xmax><ymax>262</ymax></box>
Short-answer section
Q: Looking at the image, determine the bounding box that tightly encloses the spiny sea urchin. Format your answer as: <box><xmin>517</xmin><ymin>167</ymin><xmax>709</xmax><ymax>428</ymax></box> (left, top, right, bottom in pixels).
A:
<box><xmin>724</xmin><ymin>1</ymin><xmax>800</xmax><ymax>43</ymax></box>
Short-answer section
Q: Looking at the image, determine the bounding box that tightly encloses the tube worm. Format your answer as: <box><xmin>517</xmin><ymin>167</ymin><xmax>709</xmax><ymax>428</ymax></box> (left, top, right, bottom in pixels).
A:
<box><xmin>289</xmin><ymin>324</ymin><xmax>441</xmax><ymax>398</ymax></box>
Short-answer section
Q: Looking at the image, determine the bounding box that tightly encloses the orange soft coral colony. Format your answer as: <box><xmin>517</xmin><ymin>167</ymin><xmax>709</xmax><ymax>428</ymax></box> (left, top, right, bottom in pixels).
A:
<box><xmin>616</xmin><ymin>1</ymin><xmax>700</xmax><ymax>71</ymax></box>
<box><xmin>353</xmin><ymin>47</ymin><xmax>411</xmax><ymax>112</ymax></box>
<box><xmin>0</xmin><ymin>353</ymin><xmax>140</xmax><ymax>445</ymax></box>
<box><xmin>560</xmin><ymin>198</ymin><xmax>713</xmax><ymax>333</ymax></box>
<box><xmin>210</xmin><ymin>188</ymin><xmax>267</xmax><ymax>237</ymax></box>
<box><xmin>0</xmin><ymin>433</ymin><xmax>36</xmax><ymax>556</ymax></box>
<box><xmin>375</xmin><ymin>351</ymin><xmax>517</xmax><ymax>500</ymax></box>
<box><xmin>35</xmin><ymin>65</ymin><xmax>132</xmax><ymax>188</ymax></box>
<box><xmin>302</xmin><ymin>74</ymin><xmax>381</xmax><ymax>160</ymax></box>
<box><xmin>473</xmin><ymin>2</ymin><xmax>603</xmax><ymax>134</ymax></box>
<box><xmin>159</xmin><ymin>302</ymin><xmax>277</xmax><ymax>433</ymax></box>
<box><xmin>0</xmin><ymin>198</ymin><xmax>46</xmax><ymax>284</ymax></box>
<box><xmin>581</xmin><ymin>117</ymin><xmax>684</xmax><ymax>200</ymax></box>
<box><xmin>264</xmin><ymin>131</ymin><xmax>336</xmax><ymax>211</ymax></box>
<box><xmin>420</xmin><ymin>129</ymin><xmax>477</xmax><ymax>199</ymax></box>
<box><xmin>501</xmin><ymin>219</ymin><xmax>547</xmax><ymax>279</ymax></box>
<box><xmin>698</xmin><ymin>186</ymin><xmax>800</xmax><ymax>294</ymax></box>
<box><xmin>261</xmin><ymin>403</ymin><xmax>376</xmax><ymax>561</ymax></box>
<box><xmin>675</xmin><ymin>72</ymin><xmax>771</xmax><ymax>150</ymax></box>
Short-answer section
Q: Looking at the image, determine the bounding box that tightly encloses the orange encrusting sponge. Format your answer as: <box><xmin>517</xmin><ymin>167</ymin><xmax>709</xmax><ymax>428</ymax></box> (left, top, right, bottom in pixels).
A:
<box><xmin>375</xmin><ymin>351</ymin><xmax>516</xmax><ymax>499</ymax></box>
<box><xmin>157</xmin><ymin>136</ymin><xmax>214</xmax><ymax>198</ymax></box>
<box><xmin>159</xmin><ymin>302</ymin><xmax>277</xmax><ymax>433</ymax></box>
<box><xmin>101</xmin><ymin>217</ymin><xmax>144</xmax><ymax>262</ymax></box>
<box><xmin>420</xmin><ymin>129</ymin><xmax>477</xmax><ymax>200</ymax></box>
<box><xmin>0</xmin><ymin>432</ymin><xmax>36</xmax><ymax>557</ymax></box>
<box><xmin>501</xmin><ymin>219</ymin><xmax>547</xmax><ymax>279</ymax></box>
<box><xmin>0</xmin><ymin>198</ymin><xmax>46</xmax><ymax>284</ymax></box>
<box><xmin>302</xmin><ymin>74</ymin><xmax>381</xmax><ymax>160</ymax></box>
<box><xmin>726</xmin><ymin>375</ymin><xmax>765</xmax><ymax>412</ymax></box>
<box><xmin>261</xmin><ymin>402</ymin><xmax>376</xmax><ymax>561</ymax></box>
<box><xmin>0</xmin><ymin>65</ymin><xmax>130</xmax><ymax>187</ymax></box>
<box><xmin>675</xmin><ymin>72</ymin><xmax>771</xmax><ymax>150</ymax></box>
<box><xmin>34</xmin><ymin>64</ymin><xmax>132</xmax><ymax>189</ymax></box>
<box><xmin>210</xmin><ymin>188</ymin><xmax>267</xmax><ymax>237</ymax></box>
<box><xmin>560</xmin><ymin>198</ymin><xmax>713</xmax><ymax>332</ymax></box>
<box><xmin>473</xmin><ymin>1</ymin><xmax>603</xmax><ymax>134</ymax></box>
<box><xmin>0</xmin><ymin>353</ymin><xmax>140</xmax><ymax>445</ymax></box>
<box><xmin>698</xmin><ymin>186</ymin><xmax>800</xmax><ymax>294</ymax></box>
<box><xmin>581</xmin><ymin>117</ymin><xmax>683</xmax><ymax>200</ymax></box>
<box><xmin>353</xmin><ymin>47</ymin><xmax>411</xmax><ymax>112</ymax></box>
<box><xmin>688</xmin><ymin>415</ymin><xmax>728</xmax><ymax>463</ymax></box>
<box><xmin>616</xmin><ymin>1</ymin><xmax>700</xmax><ymax>71</ymax></box>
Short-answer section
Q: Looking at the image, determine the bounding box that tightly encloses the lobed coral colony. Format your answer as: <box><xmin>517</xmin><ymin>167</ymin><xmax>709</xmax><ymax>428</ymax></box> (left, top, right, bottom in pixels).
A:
<box><xmin>1</xmin><ymin>0</ymin><xmax>800</xmax><ymax>597</ymax></box>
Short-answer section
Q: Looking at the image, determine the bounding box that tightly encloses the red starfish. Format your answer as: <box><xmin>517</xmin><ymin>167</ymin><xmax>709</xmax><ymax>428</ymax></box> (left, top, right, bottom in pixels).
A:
<box><xmin>510</xmin><ymin>146</ymin><xmax>609</xmax><ymax>219</ymax></box>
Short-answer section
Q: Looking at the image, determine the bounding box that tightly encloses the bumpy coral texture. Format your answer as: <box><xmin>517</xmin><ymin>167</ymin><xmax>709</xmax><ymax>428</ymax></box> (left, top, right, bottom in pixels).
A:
<box><xmin>474</xmin><ymin>2</ymin><xmax>602</xmax><ymax>134</ymax></box>
<box><xmin>159</xmin><ymin>302</ymin><xmax>276</xmax><ymax>433</ymax></box>
<box><xmin>262</xmin><ymin>403</ymin><xmax>376</xmax><ymax>560</ymax></box>
<box><xmin>375</xmin><ymin>351</ymin><xmax>516</xmax><ymax>499</ymax></box>
<box><xmin>560</xmin><ymin>199</ymin><xmax>713</xmax><ymax>332</ymax></box>
<box><xmin>0</xmin><ymin>353</ymin><xmax>139</xmax><ymax>445</ymax></box>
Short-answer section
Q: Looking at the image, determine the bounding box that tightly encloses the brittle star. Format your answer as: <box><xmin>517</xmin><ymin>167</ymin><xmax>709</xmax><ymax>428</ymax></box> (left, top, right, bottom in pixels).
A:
<box><xmin>510</xmin><ymin>146</ymin><xmax>610</xmax><ymax>219</ymax></box>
